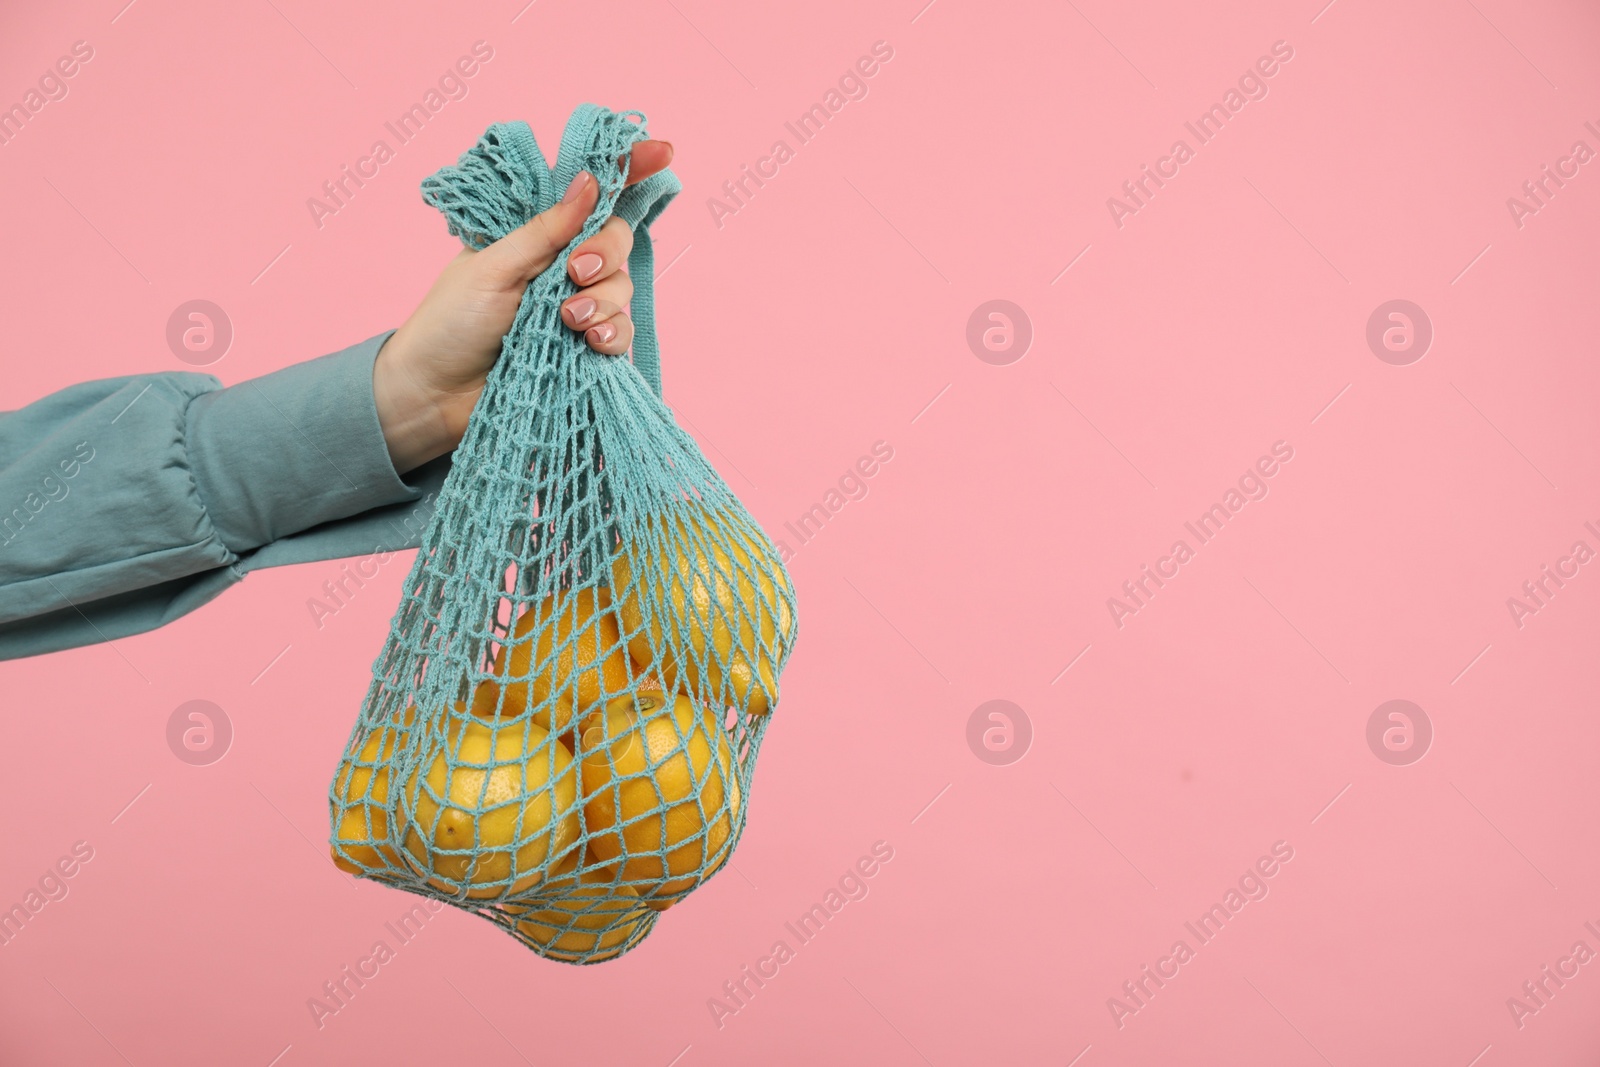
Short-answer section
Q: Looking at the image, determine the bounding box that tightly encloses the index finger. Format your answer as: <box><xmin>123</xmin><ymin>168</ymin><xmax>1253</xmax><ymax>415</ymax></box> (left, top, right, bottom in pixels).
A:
<box><xmin>622</xmin><ymin>140</ymin><xmax>673</xmax><ymax>186</ymax></box>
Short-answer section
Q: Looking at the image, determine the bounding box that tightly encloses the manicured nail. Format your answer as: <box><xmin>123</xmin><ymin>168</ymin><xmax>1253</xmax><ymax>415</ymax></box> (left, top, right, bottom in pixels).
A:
<box><xmin>571</xmin><ymin>253</ymin><xmax>604</xmax><ymax>282</ymax></box>
<box><xmin>559</xmin><ymin>171</ymin><xmax>592</xmax><ymax>205</ymax></box>
<box><xmin>586</xmin><ymin>321</ymin><xmax>617</xmax><ymax>345</ymax></box>
<box><xmin>566</xmin><ymin>296</ymin><xmax>597</xmax><ymax>325</ymax></box>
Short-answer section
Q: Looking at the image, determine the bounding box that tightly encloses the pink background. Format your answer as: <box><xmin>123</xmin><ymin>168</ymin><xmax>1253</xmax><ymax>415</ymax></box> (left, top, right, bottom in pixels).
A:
<box><xmin>3</xmin><ymin>0</ymin><xmax>1600</xmax><ymax>1063</ymax></box>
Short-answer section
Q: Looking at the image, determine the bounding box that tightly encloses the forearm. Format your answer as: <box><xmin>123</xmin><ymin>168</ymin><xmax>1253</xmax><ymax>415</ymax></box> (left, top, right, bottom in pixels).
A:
<box><xmin>0</xmin><ymin>330</ymin><xmax>436</xmax><ymax>658</ymax></box>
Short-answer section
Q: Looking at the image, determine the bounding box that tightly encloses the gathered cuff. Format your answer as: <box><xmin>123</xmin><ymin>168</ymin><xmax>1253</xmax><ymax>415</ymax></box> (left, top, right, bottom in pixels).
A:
<box><xmin>185</xmin><ymin>330</ymin><xmax>420</xmax><ymax>554</ymax></box>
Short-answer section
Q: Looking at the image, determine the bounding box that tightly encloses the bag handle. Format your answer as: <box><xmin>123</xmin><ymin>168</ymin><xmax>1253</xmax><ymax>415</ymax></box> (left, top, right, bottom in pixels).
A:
<box><xmin>549</xmin><ymin>104</ymin><xmax>681</xmax><ymax>398</ymax></box>
<box><xmin>420</xmin><ymin>105</ymin><xmax>680</xmax><ymax>399</ymax></box>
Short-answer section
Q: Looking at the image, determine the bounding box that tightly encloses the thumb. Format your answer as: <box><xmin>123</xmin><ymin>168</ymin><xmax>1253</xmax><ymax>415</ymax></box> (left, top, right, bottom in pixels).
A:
<box><xmin>478</xmin><ymin>170</ymin><xmax>600</xmax><ymax>287</ymax></box>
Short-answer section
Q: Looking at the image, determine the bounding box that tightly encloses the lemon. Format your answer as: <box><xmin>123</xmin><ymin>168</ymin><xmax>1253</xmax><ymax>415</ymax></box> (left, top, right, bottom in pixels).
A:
<box><xmin>472</xmin><ymin>586</ymin><xmax>633</xmax><ymax>736</ymax></box>
<box><xmin>502</xmin><ymin>854</ymin><xmax>652</xmax><ymax>962</ymax></box>
<box><xmin>613</xmin><ymin>505</ymin><xmax>794</xmax><ymax>715</ymax></box>
<box><xmin>402</xmin><ymin>716</ymin><xmax>580</xmax><ymax>899</ymax></box>
<box><xmin>578</xmin><ymin>692</ymin><xmax>741</xmax><ymax>910</ymax></box>
<box><xmin>330</xmin><ymin>703</ymin><xmax>417</xmax><ymax>876</ymax></box>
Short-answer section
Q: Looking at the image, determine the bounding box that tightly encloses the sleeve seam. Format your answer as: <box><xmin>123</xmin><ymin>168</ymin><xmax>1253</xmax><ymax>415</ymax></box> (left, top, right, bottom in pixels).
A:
<box><xmin>178</xmin><ymin>386</ymin><xmax>243</xmax><ymax>567</ymax></box>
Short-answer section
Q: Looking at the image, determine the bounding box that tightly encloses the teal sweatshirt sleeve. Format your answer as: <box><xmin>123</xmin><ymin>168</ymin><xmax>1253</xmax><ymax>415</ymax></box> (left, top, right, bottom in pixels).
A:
<box><xmin>0</xmin><ymin>330</ymin><xmax>449</xmax><ymax>660</ymax></box>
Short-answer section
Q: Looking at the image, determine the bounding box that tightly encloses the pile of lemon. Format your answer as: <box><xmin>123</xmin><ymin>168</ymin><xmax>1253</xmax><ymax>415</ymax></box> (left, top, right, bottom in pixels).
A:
<box><xmin>330</xmin><ymin>506</ymin><xmax>794</xmax><ymax>963</ymax></box>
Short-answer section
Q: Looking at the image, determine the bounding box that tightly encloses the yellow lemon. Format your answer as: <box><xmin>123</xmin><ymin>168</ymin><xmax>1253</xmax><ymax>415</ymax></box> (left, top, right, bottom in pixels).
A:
<box><xmin>472</xmin><ymin>586</ymin><xmax>633</xmax><ymax>736</ymax></box>
<box><xmin>578</xmin><ymin>692</ymin><xmax>741</xmax><ymax>910</ymax></box>
<box><xmin>402</xmin><ymin>716</ymin><xmax>580</xmax><ymax>899</ymax></box>
<box><xmin>502</xmin><ymin>854</ymin><xmax>652</xmax><ymax>962</ymax></box>
<box><xmin>330</xmin><ymin>703</ymin><xmax>417</xmax><ymax>876</ymax></box>
<box><xmin>613</xmin><ymin>505</ymin><xmax>794</xmax><ymax>715</ymax></box>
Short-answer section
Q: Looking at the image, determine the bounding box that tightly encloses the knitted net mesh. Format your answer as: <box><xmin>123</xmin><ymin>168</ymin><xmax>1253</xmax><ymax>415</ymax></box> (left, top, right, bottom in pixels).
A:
<box><xmin>326</xmin><ymin>105</ymin><xmax>797</xmax><ymax>964</ymax></box>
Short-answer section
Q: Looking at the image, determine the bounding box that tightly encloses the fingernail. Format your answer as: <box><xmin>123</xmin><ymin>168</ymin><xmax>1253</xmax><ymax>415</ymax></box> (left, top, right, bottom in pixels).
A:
<box><xmin>559</xmin><ymin>171</ymin><xmax>592</xmax><ymax>205</ymax></box>
<box><xmin>586</xmin><ymin>322</ymin><xmax>617</xmax><ymax>345</ymax></box>
<box><xmin>571</xmin><ymin>253</ymin><xmax>604</xmax><ymax>282</ymax></box>
<box><xmin>566</xmin><ymin>296</ymin><xmax>598</xmax><ymax>325</ymax></box>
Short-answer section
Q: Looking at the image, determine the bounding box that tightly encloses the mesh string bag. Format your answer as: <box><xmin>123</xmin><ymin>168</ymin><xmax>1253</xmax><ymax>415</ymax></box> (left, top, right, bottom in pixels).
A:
<box><xmin>327</xmin><ymin>104</ymin><xmax>798</xmax><ymax>964</ymax></box>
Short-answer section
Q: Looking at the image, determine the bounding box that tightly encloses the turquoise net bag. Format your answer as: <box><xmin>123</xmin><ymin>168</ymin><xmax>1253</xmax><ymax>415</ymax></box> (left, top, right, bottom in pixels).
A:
<box><xmin>327</xmin><ymin>104</ymin><xmax>798</xmax><ymax>964</ymax></box>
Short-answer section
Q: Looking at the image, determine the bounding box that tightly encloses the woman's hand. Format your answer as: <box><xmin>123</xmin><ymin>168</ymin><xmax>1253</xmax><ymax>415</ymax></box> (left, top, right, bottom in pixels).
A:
<box><xmin>373</xmin><ymin>140</ymin><xmax>673</xmax><ymax>473</ymax></box>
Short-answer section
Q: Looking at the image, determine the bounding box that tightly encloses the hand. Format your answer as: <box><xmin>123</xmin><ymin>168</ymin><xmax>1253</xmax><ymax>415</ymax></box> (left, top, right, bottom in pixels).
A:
<box><xmin>373</xmin><ymin>140</ymin><xmax>673</xmax><ymax>473</ymax></box>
